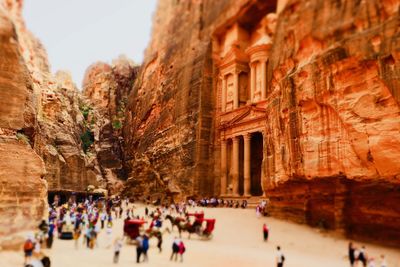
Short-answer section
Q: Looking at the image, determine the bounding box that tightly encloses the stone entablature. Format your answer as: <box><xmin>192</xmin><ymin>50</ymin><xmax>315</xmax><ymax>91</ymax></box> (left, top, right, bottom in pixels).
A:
<box><xmin>220</xmin><ymin>104</ymin><xmax>266</xmax><ymax>138</ymax></box>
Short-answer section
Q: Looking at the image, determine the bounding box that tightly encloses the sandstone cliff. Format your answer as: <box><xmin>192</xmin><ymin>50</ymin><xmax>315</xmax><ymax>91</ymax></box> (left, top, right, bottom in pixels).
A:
<box><xmin>0</xmin><ymin>0</ymin><xmax>47</xmax><ymax>249</ymax></box>
<box><xmin>123</xmin><ymin>0</ymin><xmax>254</xmax><ymax>199</ymax></box>
<box><xmin>124</xmin><ymin>0</ymin><xmax>400</xmax><ymax>245</ymax></box>
<box><xmin>263</xmin><ymin>0</ymin><xmax>400</xmax><ymax>245</ymax></box>
<box><xmin>34</xmin><ymin>71</ymin><xmax>104</xmax><ymax>194</ymax></box>
<box><xmin>82</xmin><ymin>56</ymin><xmax>139</xmax><ymax>195</ymax></box>
<box><xmin>0</xmin><ymin>0</ymin><xmax>107</xmax><ymax>249</ymax></box>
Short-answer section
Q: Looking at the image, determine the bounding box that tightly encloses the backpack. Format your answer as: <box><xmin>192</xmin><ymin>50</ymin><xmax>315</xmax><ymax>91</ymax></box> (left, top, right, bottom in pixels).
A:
<box><xmin>24</xmin><ymin>240</ymin><xmax>34</xmax><ymax>252</ymax></box>
<box><xmin>142</xmin><ymin>238</ymin><xmax>149</xmax><ymax>250</ymax></box>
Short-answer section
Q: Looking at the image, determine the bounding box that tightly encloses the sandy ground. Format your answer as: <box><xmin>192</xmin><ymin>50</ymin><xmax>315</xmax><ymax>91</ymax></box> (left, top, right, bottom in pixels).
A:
<box><xmin>2</xmin><ymin>204</ymin><xmax>400</xmax><ymax>267</ymax></box>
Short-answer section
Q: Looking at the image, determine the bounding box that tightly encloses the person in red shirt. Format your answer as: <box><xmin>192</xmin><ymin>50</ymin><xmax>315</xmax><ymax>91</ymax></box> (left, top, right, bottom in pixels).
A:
<box><xmin>178</xmin><ymin>240</ymin><xmax>186</xmax><ymax>262</ymax></box>
<box><xmin>263</xmin><ymin>223</ymin><xmax>269</xmax><ymax>241</ymax></box>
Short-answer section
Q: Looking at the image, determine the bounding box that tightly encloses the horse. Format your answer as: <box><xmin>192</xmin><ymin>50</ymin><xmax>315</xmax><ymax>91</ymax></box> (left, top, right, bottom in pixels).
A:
<box><xmin>165</xmin><ymin>215</ymin><xmax>185</xmax><ymax>231</ymax></box>
<box><xmin>165</xmin><ymin>215</ymin><xmax>204</xmax><ymax>238</ymax></box>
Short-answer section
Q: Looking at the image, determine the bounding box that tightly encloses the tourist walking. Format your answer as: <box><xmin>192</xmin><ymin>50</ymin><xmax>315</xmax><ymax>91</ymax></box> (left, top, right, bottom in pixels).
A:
<box><xmin>358</xmin><ymin>246</ymin><xmax>368</xmax><ymax>267</ymax></box>
<box><xmin>47</xmin><ymin>220</ymin><xmax>55</xmax><ymax>249</ymax></box>
<box><xmin>263</xmin><ymin>223</ymin><xmax>269</xmax><ymax>241</ymax></box>
<box><xmin>23</xmin><ymin>235</ymin><xmax>35</xmax><ymax>265</ymax></box>
<box><xmin>100</xmin><ymin>211</ymin><xmax>106</xmax><ymax>229</ymax></box>
<box><xmin>349</xmin><ymin>242</ymin><xmax>356</xmax><ymax>267</ymax></box>
<box><xmin>135</xmin><ymin>234</ymin><xmax>143</xmax><ymax>263</ymax></box>
<box><xmin>368</xmin><ymin>257</ymin><xmax>376</xmax><ymax>267</ymax></box>
<box><xmin>256</xmin><ymin>205</ymin><xmax>261</xmax><ymax>218</ymax></box>
<box><xmin>113</xmin><ymin>237</ymin><xmax>123</xmax><ymax>263</ymax></box>
<box><xmin>155</xmin><ymin>231</ymin><xmax>163</xmax><ymax>252</ymax></box>
<box><xmin>178</xmin><ymin>240</ymin><xmax>186</xmax><ymax>262</ymax></box>
<box><xmin>170</xmin><ymin>237</ymin><xmax>180</xmax><ymax>261</ymax></box>
<box><xmin>276</xmin><ymin>246</ymin><xmax>285</xmax><ymax>267</ymax></box>
<box><xmin>380</xmin><ymin>254</ymin><xmax>387</xmax><ymax>267</ymax></box>
<box><xmin>142</xmin><ymin>235</ymin><xmax>149</xmax><ymax>262</ymax></box>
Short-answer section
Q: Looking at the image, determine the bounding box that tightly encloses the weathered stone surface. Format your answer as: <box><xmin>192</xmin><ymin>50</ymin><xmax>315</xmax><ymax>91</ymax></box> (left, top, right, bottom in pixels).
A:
<box><xmin>83</xmin><ymin>56</ymin><xmax>139</xmax><ymax>194</ymax></box>
<box><xmin>263</xmin><ymin>0</ymin><xmax>400</xmax><ymax>245</ymax></box>
<box><xmin>0</xmin><ymin>138</ymin><xmax>47</xmax><ymax>250</ymax></box>
<box><xmin>124</xmin><ymin>0</ymin><xmax>400</xmax><ymax>245</ymax></box>
<box><xmin>122</xmin><ymin>0</ymin><xmax>254</xmax><ymax>199</ymax></box>
<box><xmin>34</xmin><ymin>71</ymin><xmax>104</xmax><ymax>193</ymax></box>
<box><xmin>0</xmin><ymin>1</ymin><xmax>47</xmax><ymax>249</ymax></box>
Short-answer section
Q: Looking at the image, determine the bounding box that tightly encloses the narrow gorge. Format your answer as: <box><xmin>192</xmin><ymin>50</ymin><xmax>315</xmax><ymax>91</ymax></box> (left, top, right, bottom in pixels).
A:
<box><xmin>1</xmin><ymin>0</ymin><xmax>400</xmax><ymax>251</ymax></box>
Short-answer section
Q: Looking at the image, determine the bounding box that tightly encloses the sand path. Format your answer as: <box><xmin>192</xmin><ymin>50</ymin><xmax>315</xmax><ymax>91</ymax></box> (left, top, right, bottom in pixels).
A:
<box><xmin>3</xmin><ymin>204</ymin><xmax>400</xmax><ymax>267</ymax></box>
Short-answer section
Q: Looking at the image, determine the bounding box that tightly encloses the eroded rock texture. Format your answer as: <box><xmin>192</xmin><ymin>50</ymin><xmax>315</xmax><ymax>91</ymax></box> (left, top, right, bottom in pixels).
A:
<box><xmin>83</xmin><ymin>56</ymin><xmax>139</xmax><ymax>194</ymax></box>
<box><xmin>34</xmin><ymin>71</ymin><xmax>104</xmax><ymax>193</ymax></box>
<box><xmin>123</xmin><ymin>0</ymin><xmax>257</xmax><ymax>199</ymax></box>
<box><xmin>0</xmin><ymin>0</ymin><xmax>47</xmax><ymax>249</ymax></box>
<box><xmin>264</xmin><ymin>0</ymin><xmax>400</xmax><ymax>245</ymax></box>
<box><xmin>124</xmin><ymin>0</ymin><xmax>400</xmax><ymax>245</ymax></box>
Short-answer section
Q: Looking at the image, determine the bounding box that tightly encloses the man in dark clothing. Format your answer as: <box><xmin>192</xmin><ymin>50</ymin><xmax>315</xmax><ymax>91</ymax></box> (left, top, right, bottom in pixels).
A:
<box><xmin>136</xmin><ymin>235</ymin><xmax>143</xmax><ymax>263</ymax></box>
<box><xmin>348</xmin><ymin>242</ymin><xmax>355</xmax><ymax>267</ymax></box>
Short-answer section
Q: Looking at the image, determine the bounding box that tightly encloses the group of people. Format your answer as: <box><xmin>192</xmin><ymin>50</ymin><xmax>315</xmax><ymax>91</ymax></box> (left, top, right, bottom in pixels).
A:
<box><xmin>348</xmin><ymin>242</ymin><xmax>387</xmax><ymax>267</ymax></box>
<box><xmin>23</xmin><ymin>195</ymin><xmax>192</xmax><ymax>266</ymax></box>
<box><xmin>22</xmin><ymin>194</ymin><xmax>394</xmax><ymax>267</ymax></box>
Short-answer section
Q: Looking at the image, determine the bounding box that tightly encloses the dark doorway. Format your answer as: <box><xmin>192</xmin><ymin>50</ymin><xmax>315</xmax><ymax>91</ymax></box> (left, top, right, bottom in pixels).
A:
<box><xmin>251</xmin><ymin>132</ymin><xmax>263</xmax><ymax>196</ymax></box>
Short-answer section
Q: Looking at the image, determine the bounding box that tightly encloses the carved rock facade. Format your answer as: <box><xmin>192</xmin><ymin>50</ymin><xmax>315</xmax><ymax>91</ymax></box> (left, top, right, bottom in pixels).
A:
<box><xmin>125</xmin><ymin>0</ymin><xmax>400</xmax><ymax>245</ymax></box>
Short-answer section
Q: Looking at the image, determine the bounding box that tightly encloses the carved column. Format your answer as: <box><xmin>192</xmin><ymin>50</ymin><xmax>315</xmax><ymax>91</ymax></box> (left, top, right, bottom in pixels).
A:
<box><xmin>261</xmin><ymin>60</ymin><xmax>267</xmax><ymax>99</ymax></box>
<box><xmin>250</xmin><ymin>64</ymin><xmax>255</xmax><ymax>103</ymax></box>
<box><xmin>220</xmin><ymin>139</ymin><xmax>227</xmax><ymax>195</ymax></box>
<box><xmin>244</xmin><ymin>133</ymin><xmax>251</xmax><ymax>196</ymax></box>
<box><xmin>231</xmin><ymin>136</ymin><xmax>240</xmax><ymax>196</ymax></box>
<box><xmin>233</xmin><ymin>72</ymin><xmax>239</xmax><ymax>109</ymax></box>
<box><xmin>221</xmin><ymin>76</ymin><xmax>226</xmax><ymax>112</ymax></box>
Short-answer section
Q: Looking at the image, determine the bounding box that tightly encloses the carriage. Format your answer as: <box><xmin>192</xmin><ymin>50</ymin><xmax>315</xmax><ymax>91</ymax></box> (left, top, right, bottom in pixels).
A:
<box><xmin>123</xmin><ymin>219</ymin><xmax>146</xmax><ymax>240</ymax></box>
<box><xmin>202</xmin><ymin>218</ymin><xmax>216</xmax><ymax>236</ymax></box>
<box><xmin>187</xmin><ymin>211</ymin><xmax>204</xmax><ymax>223</ymax></box>
<box><xmin>189</xmin><ymin>217</ymin><xmax>216</xmax><ymax>239</ymax></box>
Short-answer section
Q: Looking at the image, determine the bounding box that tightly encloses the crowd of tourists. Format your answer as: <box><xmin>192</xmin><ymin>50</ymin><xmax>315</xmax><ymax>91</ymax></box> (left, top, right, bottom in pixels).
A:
<box><xmin>348</xmin><ymin>242</ymin><xmax>387</xmax><ymax>267</ymax></box>
<box><xmin>21</xmin><ymin>194</ymin><xmax>393</xmax><ymax>267</ymax></box>
<box><xmin>23</xmin><ymin>196</ymin><xmax>190</xmax><ymax>266</ymax></box>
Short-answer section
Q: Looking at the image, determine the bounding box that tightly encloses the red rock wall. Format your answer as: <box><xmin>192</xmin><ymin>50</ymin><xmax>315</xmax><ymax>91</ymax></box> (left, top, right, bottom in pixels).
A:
<box><xmin>83</xmin><ymin>57</ymin><xmax>139</xmax><ymax>194</ymax></box>
<box><xmin>264</xmin><ymin>0</ymin><xmax>400</xmax><ymax>245</ymax></box>
<box><xmin>0</xmin><ymin>1</ymin><xmax>47</xmax><ymax>249</ymax></box>
<box><xmin>125</xmin><ymin>0</ymin><xmax>400</xmax><ymax>245</ymax></box>
<box><xmin>123</xmin><ymin>0</ymin><xmax>237</xmax><ymax>199</ymax></box>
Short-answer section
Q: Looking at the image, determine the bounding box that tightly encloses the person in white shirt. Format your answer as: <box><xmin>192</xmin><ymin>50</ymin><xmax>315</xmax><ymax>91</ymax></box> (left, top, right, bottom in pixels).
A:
<box><xmin>276</xmin><ymin>246</ymin><xmax>285</xmax><ymax>267</ymax></box>
<box><xmin>380</xmin><ymin>254</ymin><xmax>387</xmax><ymax>267</ymax></box>
<box><xmin>113</xmin><ymin>237</ymin><xmax>123</xmax><ymax>263</ymax></box>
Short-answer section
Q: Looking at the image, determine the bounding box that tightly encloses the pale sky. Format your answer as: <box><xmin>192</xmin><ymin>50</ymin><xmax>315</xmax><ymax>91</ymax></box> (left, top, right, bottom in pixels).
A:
<box><xmin>23</xmin><ymin>0</ymin><xmax>157</xmax><ymax>88</ymax></box>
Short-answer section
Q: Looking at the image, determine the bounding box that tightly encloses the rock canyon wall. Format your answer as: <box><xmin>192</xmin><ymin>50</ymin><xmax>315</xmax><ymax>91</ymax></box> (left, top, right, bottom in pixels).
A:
<box><xmin>124</xmin><ymin>0</ymin><xmax>400</xmax><ymax>245</ymax></box>
<box><xmin>83</xmin><ymin>57</ymin><xmax>139</xmax><ymax>194</ymax></box>
<box><xmin>0</xmin><ymin>0</ymin><xmax>121</xmax><ymax>249</ymax></box>
<box><xmin>264</xmin><ymin>0</ymin><xmax>400</xmax><ymax>245</ymax></box>
<box><xmin>0</xmin><ymin>0</ymin><xmax>47</xmax><ymax>249</ymax></box>
<box><xmin>0</xmin><ymin>0</ymin><xmax>399</xmax><ymax>249</ymax></box>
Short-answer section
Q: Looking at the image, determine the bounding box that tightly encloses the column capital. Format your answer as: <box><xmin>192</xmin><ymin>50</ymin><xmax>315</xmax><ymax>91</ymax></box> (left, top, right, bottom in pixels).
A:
<box><xmin>244</xmin><ymin>133</ymin><xmax>252</xmax><ymax>140</ymax></box>
<box><xmin>232</xmin><ymin>136</ymin><xmax>240</xmax><ymax>142</ymax></box>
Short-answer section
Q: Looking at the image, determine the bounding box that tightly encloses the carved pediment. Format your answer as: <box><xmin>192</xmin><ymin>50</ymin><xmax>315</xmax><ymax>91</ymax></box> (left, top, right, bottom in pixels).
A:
<box><xmin>221</xmin><ymin>106</ymin><xmax>266</xmax><ymax>129</ymax></box>
<box><xmin>219</xmin><ymin>45</ymin><xmax>249</xmax><ymax>70</ymax></box>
